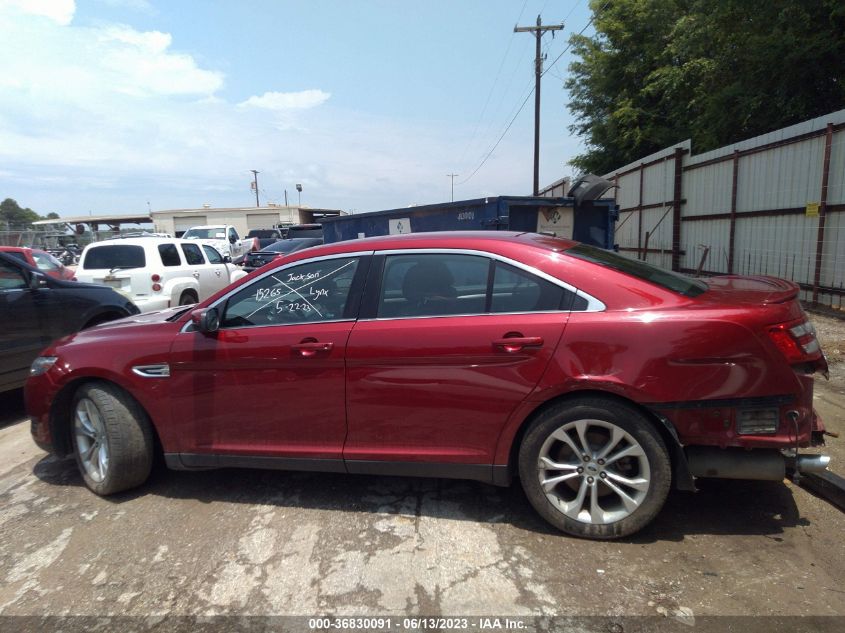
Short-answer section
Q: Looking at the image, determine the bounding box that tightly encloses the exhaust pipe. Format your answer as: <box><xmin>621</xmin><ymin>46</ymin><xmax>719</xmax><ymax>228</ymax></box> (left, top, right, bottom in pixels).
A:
<box><xmin>795</xmin><ymin>454</ymin><xmax>831</xmax><ymax>474</ymax></box>
<box><xmin>687</xmin><ymin>448</ymin><xmax>785</xmax><ymax>481</ymax></box>
<box><xmin>686</xmin><ymin>447</ymin><xmax>831</xmax><ymax>481</ymax></box>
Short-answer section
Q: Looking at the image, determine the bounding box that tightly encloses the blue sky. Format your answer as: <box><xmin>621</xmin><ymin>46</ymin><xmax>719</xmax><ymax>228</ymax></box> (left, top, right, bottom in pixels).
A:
<box><xmin>1</xmin><ymin>0</ymin><xmax>593</xmax><ymax>216</ymax></box>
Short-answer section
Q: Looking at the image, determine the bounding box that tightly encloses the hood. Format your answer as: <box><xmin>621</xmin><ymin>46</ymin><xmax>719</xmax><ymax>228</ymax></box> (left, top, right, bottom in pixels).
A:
<box><xmin>95</xmin><ymin>305</ymin><xmax>190</xmax><ymax>328</ymax></box>
<box><xmin>702</xmin><ymin>275</ymin><xmax>799</xmax><ymax>305</ymax></box>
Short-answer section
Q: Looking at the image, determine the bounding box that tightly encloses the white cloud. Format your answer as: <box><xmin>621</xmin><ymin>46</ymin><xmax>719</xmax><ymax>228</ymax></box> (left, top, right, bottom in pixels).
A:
<box><xmin>238</xmin><ymin>90</ymin><xmax>331</xmax><ymax>111</ymax></box>
<box><xmin>5</xmin><ymin>0</ymin><xmax>75</xmax><ymax>25</ymax></box>
<box><xmin>0</xmin><ymin>4</ymin><xmax>530</xmax><ymax>214</ymax></box>
<box><xmin>97</xmin><ymin>0</ymin><xmax>155</xmax><ymax>13</ymax></box>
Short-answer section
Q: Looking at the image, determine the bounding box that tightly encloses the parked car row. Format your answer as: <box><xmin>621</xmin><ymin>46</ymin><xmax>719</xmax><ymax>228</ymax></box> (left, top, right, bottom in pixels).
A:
<box><xmin>74</xmin><ymin>237</ymin><xmax>248</xmax><ymax>312</ymax></box>
<box><xmin>23</xmin><ymin>231</ymin><xmax>831</xmax><ymax>539</ymax></box>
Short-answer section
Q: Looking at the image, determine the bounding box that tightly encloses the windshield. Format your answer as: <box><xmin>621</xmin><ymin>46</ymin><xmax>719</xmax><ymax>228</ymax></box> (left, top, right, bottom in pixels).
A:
<box><xmin>82</xmin><ymin>245</ymin><xmax>146</xmax><ymax>270</ymax></box>
<box><xmin>565</xmin><ymin>244</ymin><xmax>707</xmax><ymax>297</ymax></box>
<box><xmin>264</xmin><ymin>238</ymin><xmax>322</xmax><ymax>254</ymax></box>
<box><xmin>182</xmin><ymin>228</ymin><xmax>224</xmax><ymax>239</ymax></box>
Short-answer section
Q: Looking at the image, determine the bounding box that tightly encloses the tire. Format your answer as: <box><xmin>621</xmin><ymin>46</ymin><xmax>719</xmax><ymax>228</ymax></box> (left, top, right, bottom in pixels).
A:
<box><xmin>178</xmin><ymin>290</ymin><xmax>198</xmax><ymax>306</ymax></box>
<box><xmin>71</xmin><ymin>382</ymin><xmax>154</xmax><ymax>496</ymax></box>
<box><xmin>518</xmin><ymin>397</ymin><xmax>671</xmax><ymax>539</ymax></box>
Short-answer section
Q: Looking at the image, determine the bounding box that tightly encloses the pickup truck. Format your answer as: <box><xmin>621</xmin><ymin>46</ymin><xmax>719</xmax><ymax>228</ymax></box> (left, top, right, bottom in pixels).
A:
<box><xmin>182</xmin><ymin>225</ymin><xmax>256</xmax><ymax>263</ymax></box>
<box><xmin>246</xmin><ymin>228</ymin><xmax>284</xmax><ymax>250</ymax></box>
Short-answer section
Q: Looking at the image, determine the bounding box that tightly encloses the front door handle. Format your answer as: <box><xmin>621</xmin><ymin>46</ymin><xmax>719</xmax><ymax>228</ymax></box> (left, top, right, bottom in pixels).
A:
<box><xmin>292</xmin><ymin>339</ymin><xmax>334</xmax><ymax>358</ymax></box>
<box><xmin>492</xmin><ymin>336</ymin><xmax>544</xmax><ymax>353</ymax></box>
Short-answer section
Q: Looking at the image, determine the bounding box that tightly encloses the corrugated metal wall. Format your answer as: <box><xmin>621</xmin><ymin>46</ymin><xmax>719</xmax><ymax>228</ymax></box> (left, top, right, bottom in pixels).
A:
<box><xmin>599</xmin><ymin>108</ymin><xmax>845</xmax><ymax>309</ymax></box>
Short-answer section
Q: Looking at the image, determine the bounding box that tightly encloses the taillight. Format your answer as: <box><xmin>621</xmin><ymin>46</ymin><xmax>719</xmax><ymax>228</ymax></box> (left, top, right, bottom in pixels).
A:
<box><xmin>152</xmin><ymin>283</ymin><xmax>162</xmax><ymax>292</ymax></box>
<box><xmin>766</xmin><ymin>319</ymin><xmax>821</xmax><ymax>363</ymax></box>
<box><xmin>151</xmin><ymin>273</ymin><xmax>161</xmax><ymax>282</ymax></box>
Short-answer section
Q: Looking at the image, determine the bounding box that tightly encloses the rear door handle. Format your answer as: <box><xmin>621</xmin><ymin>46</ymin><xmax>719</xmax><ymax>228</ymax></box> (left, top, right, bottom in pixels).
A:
<box><xmin>192</xmin><ymin>272</ymin><xmax>200</xmax><ymax>278</ymax></box>
<box><xmin>492</xmin><ymin>336</ymin><xmax>544</xmax><ymax>353</ymax></box>
<box><xmin>292</xmin><ymin>340</ymin><xmax>334</xmax><ymax>357</ymax></box>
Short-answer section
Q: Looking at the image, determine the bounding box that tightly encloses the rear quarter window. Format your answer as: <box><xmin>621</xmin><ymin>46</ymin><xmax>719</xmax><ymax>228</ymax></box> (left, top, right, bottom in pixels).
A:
<box><xmin>82</xmin><ymin>245</ymin><xmax>146</xmax><ymax>270</ymax></box>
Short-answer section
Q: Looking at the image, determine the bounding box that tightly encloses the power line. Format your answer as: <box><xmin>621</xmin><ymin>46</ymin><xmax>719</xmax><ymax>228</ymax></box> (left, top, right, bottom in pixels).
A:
<box><xmin>457</xmin><ymin>88</ymin><xmax>535</xmax><ymax>186</ymax></box>
<box><xmin>458</xmin><ymin>3</ymin><xmax>606</xmax><ymax>187</ymax></box>
<box><xmin>456</xmin><ymin>0</ymin><xmax>530</xmax><ymax>169</ymax></box>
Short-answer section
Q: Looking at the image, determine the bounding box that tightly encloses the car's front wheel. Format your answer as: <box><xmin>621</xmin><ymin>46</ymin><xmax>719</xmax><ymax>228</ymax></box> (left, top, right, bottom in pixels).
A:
<box><xmin>518</xmin><ymin>397</ymin><xmax>671</xmax><ymax>539</ymax></box>
<box><xmin>71</xmin><ymin>382</ymin><xmax>154</xmax><ymax>495</ymax></box>
<box><xmin>178</xmin><ymin>290</ymin><xmax>198</xmax><ymax>306</ymax></box>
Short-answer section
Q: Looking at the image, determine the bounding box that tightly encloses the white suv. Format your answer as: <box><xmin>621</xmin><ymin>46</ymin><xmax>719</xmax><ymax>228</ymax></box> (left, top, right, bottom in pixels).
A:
<box><xmin>75</xmin><ymin>237</ymin><xmax>248</xmax><ymax>312</ymax></box>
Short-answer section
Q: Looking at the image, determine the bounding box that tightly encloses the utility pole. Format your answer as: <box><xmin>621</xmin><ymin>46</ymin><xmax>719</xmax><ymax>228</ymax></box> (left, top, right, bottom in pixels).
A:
<box><xmin>250</xmin><ymin>170</ymin><xmax>260</xmax><ymax>207</ymax></box>
<box><xmin>515</xmin><ymin>15</ymin><xmax>563</xmax><ymax>196</ymax></box>
<box><xmin>446</xmin><ymin>173</ymin><xmax>458</xmax><ymax>202</ymax></box>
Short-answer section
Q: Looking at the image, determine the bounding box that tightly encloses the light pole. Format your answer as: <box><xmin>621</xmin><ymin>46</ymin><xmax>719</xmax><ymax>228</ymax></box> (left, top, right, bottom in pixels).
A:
<box><xmin>250</xmin><ymin>170</ymin><xmax>260</xmax><ymax>207</ymax></box>
<box><xmin>447</xmin><ymin>173</ymin><xmax>458</xmax><ymax>202</ymax></box>
<box><xmin>296</xmin><ymin>183</ymin><xmax>302</xmax><ymax>207</ymax></box>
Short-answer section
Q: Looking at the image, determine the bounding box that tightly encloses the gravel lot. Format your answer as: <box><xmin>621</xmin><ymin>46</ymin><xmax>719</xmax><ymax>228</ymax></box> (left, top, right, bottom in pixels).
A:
<box><xmin>0</xmin><ymin>313</ymin><xmax>843</xmax><ymax>624</ymax></box>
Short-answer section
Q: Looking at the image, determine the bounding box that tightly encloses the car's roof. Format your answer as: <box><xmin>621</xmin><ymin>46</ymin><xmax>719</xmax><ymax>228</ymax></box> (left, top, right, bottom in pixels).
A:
<box><xmin>297</xmin><ymin>231</ymin><xmax>577</xmax><ymax>256</ymax></box>
<box><xmin>85</xmin><ymin>237</ymin><xmax>211</xmax><ymax>248</ymax></box>
<box><xmin>0</xmin><ymin>246</ymin><xmax>30</xmax><ymax>253</ymax></box>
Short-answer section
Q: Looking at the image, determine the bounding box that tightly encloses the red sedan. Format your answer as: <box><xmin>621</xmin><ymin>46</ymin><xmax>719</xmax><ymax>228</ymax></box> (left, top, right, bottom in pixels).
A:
<box><xmin>25</xmin><ymin>232</ymin><xmax>830</xmax><ymax>538</ymax></box>
<box><xmin>0</xmin><ymin>246</ymin><xmax>75</xmax><ymax>281</ymax></box>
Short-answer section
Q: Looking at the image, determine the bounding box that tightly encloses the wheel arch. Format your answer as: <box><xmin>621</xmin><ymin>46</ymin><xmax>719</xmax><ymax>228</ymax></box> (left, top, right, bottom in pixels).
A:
<box><xmin>498</xmin><ymin>389</ymin><xmax>695</xmax><ymax>491</ymax></box>
<box><xmin>82</xmin><ymin>310</ymin><xmax>125</xmax><ymax>329</ymax></box>
<box><xmin>49</xmin><ymin>377</ymin><xmax>164</xmax><ymax>461</ymax></box>
<box><xmin>164</xmin><ymin>278</ymin><xmax>200</xmax><ymax>305</ymax></box>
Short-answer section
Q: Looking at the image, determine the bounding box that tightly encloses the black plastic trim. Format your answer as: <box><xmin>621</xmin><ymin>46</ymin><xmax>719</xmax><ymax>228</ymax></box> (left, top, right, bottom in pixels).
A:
<box><xmin>645</xmin><ymin>395</ymin><xmax>794</xmax><ymax>410</ymax></box>
<box><xmin>166</xmin><ymin>453</ymin><xmax>347</xmax><ymax>473</ymax></box>
<box><xmin>164</xmin><ymin>453</ymin><xmax>509</xmax><ymax>486</ymax></box>
<box><xmin>358</xmin><ymin>254</ymin><xmax>385</xmax><ymax>320</ymax></box>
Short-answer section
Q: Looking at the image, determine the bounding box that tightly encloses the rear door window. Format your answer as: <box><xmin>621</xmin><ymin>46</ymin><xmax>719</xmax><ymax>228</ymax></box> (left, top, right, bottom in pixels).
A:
<box><xmin>377</xmin><ymin>254</ymin><xmax>489</xmax><ymax>318</ymax></box>
<box><xmin>82</xmin><ymin>245</ymin><xmax>146</xmax><ymax>270</ymax></box>
<box><xmin>158</xmin><ymin>244</ymin><xmax>182</xmax><ymax>267</ymax></box>
<box><xmin>202</xmin><ymin>245</ymin><xmax>224</xmax><ymax>264</ymax></box>
<box><xmin>181</xmin><ymin>243</ymin><xmax>206</xmax><ymax>266</ymax></box>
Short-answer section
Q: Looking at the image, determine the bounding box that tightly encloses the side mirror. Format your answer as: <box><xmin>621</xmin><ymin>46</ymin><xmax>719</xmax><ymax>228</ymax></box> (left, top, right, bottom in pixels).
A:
<box><xmin>190</xmin><ymin>307</ymin><xmax>220</xmax><ymax>334</ymax></box>
<box><xmin>223</xmin><ymin>254</ymin><xmax>232</xmax><ymax>263</ymax></box>
<box><xmin>229</xmin><ymin>235</ymin><xmax>237</xmax><ymax>244</ymax></box>
<box><xmin>29</xmin><ymin>271</ymin><xmax>47</xmax><ymax>290</ymax></box>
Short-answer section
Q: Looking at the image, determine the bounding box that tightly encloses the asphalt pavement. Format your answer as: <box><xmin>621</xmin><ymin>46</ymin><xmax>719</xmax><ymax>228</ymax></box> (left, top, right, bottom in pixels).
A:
<box><xmin>0</xmin><ymin>377</ymin><xmax>843</xmax><ymax>622</ymax></box>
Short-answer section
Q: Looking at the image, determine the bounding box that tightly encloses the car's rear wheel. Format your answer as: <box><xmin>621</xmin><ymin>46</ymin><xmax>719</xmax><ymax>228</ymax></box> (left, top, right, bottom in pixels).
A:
<box><xmin>518</xmin><ymin>397</ymin><xmax>671</xmax><ymax>539</ymax></box>
<box><xmin>178</xmin><ymin>290</ymin><xmax>198</xmax><ymax>306</ymax></box>
<box><xmin>71</xmin><ymin>383</ymin><xmax>154</xmax><ymax>495</ymax></box>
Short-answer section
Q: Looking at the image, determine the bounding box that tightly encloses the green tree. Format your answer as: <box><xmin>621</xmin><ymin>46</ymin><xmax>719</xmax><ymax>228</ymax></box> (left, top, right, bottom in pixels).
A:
<box><xmin>0</xmin><ymin>198</ymin><xmax>41</xmax><ymax>229</ymax></box>
<box><xmin>566</xmin><ymin>0</ymin><xmax>845</xmax><ymax>175</ymax></box>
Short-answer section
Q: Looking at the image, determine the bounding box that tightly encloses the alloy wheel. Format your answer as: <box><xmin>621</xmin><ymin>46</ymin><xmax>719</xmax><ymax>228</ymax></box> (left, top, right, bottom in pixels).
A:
<box><xmin>74</xmin><ymin>397</ymin><xmax>110</xmax><ymax>483</ymax></box>
<box><xmin>537</xmin><ymin>418</ymin><xmax>651</xmax><ymax>525</ymax></box>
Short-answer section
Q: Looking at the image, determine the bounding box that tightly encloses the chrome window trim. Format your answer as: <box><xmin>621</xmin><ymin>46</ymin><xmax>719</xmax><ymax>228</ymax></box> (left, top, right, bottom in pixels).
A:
<box><xmin>359</xmin><ymin>310</ymin><xmax>571</xmax><ymax>323</ymax></box>
<box><xmin>374</xmin><ymin>248</ymin><xmax>606</xmax><ymax>313</ymax></box>
<box><xmin>179</xmin><ymin>250</ymin><xmax>373</xmax><ymax>334</ymax></box>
